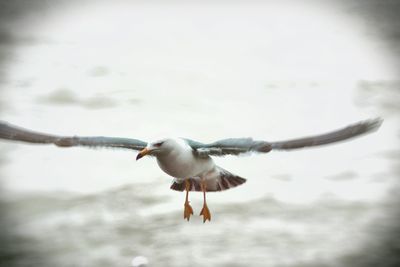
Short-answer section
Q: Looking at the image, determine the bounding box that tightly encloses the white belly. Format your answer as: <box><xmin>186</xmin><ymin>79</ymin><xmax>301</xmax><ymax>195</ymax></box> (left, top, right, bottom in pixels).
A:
<box><xmin>156</xmin><ymin>151</ymin><xmax>214</xmax><ymax>179</ymax></box>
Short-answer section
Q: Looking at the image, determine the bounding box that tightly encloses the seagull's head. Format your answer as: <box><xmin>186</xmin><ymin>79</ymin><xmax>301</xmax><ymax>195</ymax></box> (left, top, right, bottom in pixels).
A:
<box><xmin>136</xmin><ymin>138</ymin><xmax>177</xmax><ymax>160</ymax></box>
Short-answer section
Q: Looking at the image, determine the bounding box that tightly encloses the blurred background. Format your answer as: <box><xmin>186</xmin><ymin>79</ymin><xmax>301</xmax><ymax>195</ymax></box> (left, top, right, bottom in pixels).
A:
<box><xmin>0</xmin><ymin>0</ymin><xmax>399</xmax><ymax>266</ymax></box>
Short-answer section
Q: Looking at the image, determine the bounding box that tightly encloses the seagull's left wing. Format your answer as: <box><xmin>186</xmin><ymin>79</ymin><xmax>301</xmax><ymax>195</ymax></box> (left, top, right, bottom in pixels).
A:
<box><xmin>0</xmin><ymin>121</ymin><xmax>147</xmax><ymax>150</ymax></box>
<box><xmin>186</xmin><ymin>138</ymin><xmax>271</xmax><ymax>157</ymax></box>
<box><xmin>186</xmin><ymin>118</ymin><xmax>382</xmax><ymax>157</ymax></box>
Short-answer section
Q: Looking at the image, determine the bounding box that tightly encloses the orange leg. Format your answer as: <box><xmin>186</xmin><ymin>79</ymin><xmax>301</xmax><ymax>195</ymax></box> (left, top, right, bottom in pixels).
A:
<box><xmin>183</xmin><ymin>180</ymin><xmax>194</xmax><ymax>221</ymax></box>
<box><xmin>199</xmin><ymin>180</ymin><xmax>211</xmax><ymax>223</ymax></box>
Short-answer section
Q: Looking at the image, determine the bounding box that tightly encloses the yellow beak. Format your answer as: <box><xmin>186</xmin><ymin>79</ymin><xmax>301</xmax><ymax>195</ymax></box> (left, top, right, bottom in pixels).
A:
<box><xmin>136</xmin><ymin>148</ymin><xmax>150</xmax><ymax>160</ymax></box>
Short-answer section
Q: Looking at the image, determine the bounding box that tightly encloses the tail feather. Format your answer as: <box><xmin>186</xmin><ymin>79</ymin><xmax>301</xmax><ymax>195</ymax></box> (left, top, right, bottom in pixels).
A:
<box><xmin>170</xmin><ymin>167</ymin><xmax>246</xmax><ymax>192</ymax></box>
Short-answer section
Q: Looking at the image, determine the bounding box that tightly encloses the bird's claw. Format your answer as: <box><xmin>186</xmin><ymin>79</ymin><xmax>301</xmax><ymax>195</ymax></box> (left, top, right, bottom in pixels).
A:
<box><xmin>184</xmin><ymin>201</ymin><xmax>194</xmax><ymax>221</ymax></box>
<box><xmin>199</xmin><ymin>204</ymin><xmax>211</xmax><ymax>223</ymax></box>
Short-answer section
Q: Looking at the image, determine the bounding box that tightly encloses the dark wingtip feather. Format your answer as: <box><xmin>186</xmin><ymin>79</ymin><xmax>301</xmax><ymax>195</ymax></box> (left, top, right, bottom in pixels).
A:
<box><xmin>271</xmin><ymin>118</ymin><xmax>383</xmax><ymax>150</ymax></box>
<box><xmin>341</xmin><ymin>117</ymin><xmax>383</xmax><ymax>139</ymax></box>
<box><xmin>364</xmin><ymin>117</ymin><xmax>383</xmax><ymax>132</ymax></box>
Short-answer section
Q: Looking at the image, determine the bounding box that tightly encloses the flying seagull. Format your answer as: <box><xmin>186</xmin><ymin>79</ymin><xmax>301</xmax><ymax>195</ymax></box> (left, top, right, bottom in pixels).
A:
<box><xmin>0</xmin><ymin>118</ymin><xmax>382</xmax><ymax>222</ymax></box>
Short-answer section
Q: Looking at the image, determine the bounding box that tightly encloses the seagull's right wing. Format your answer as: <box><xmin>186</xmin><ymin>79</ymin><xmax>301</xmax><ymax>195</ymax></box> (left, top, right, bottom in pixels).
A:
<box><xmin>187</xmin><ymin>118</ymin><xmax>383</xmax><ymax>157</ymax></box>
<box><xmin>0</xmin><ymin>121</ymin><xmax>147</xmax><ymax>150</ymax></box>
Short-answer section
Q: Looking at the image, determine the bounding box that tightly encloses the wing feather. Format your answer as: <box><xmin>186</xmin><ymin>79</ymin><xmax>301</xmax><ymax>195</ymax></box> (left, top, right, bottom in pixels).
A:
<box><xmin>270</xmin><ymin>118</ymin><xmax>382</xmax><ymax>150</ymax></box>
<box><xmin>0</xmin><ymin>121</ymin><xmax>147</xmax><ymax>150</ymax></box>
<box><xmin>186</xmin><ymin>138</ymin><xmax>271</xmax><ymax>157</ymax></box>
<box><xmin>187</xmin><ymin>118</ymin><xmax>382</xmax><ymax>157</ymax></box>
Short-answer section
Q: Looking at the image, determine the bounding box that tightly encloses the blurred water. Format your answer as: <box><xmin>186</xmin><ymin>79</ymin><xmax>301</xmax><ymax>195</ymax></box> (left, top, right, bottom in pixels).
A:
<box><xmin>0</xmin><ymin>1</ymin><xmax>399</xmax><ymax>267</ymax></box>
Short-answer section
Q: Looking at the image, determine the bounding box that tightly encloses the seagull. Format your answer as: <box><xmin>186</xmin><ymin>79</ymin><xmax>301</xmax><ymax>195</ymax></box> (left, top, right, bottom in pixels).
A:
<box><xmin>0</xmin><ymin>118</ymin><xmax>382</xmax><ymax>222</ymax></box>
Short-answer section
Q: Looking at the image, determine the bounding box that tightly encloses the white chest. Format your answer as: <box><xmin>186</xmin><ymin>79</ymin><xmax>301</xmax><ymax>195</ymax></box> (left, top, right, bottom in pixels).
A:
<box><xmin>156</xmin><ymin>149</ymin><xmax>214</xmax><ymax>179</ymax></box>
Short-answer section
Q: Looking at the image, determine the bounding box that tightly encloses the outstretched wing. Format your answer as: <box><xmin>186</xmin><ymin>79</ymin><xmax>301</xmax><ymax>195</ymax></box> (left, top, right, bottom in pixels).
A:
<box><xmin>186</xmin><ymin>138</ymin><xmax>272</xmax><ymax>157</ymax></box>
<box><xmin>187</xmin><ymin>118</ymin><xmax>382</xmax><ymax>157</ymax></box>
<box><xmin>0</xmin><ymin>121</ymin><xmax>147</xmax><ymax>150</ymax></box>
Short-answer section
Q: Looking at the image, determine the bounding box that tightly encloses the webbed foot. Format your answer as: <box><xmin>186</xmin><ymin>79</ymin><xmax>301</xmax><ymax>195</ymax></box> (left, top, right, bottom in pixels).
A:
<box><xmin>199</xmin><ymin>203</ymin><xmax>211</xmax><ymax>223</ymax></box>
<box><xmin>184</xmin><ymin>201</ymin><xmax>194</xmax><ymax>221</ymax></box>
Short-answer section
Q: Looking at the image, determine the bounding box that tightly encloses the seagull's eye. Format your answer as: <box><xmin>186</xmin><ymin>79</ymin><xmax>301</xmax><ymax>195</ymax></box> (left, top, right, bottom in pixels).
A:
<box><xmin>154</xmin><ymin>142</ymin><xmax>164</xmax><ymax>147</ymax></box>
